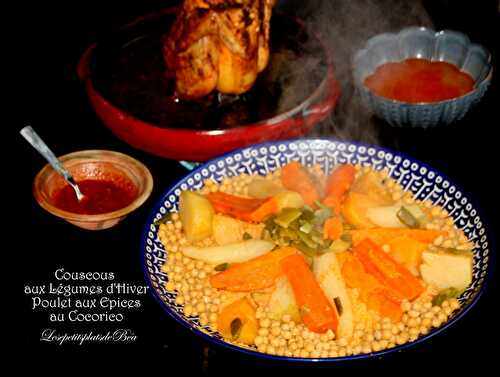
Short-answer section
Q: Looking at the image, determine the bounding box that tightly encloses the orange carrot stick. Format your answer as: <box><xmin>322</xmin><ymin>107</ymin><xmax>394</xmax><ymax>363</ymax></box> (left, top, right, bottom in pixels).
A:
<box><xmin>210</xmin><ymin>247</ymin><xmax>296</xmax><ymax>291</ymax></box>
<box><xmin>322</xmin><ymin>164</ymin><xmax>356</xmax><ymax>212</ymax></box>
<box><xmin>353</xmin><ymin>239</ymin><xmax>424</xmax><ymax>301</ymax></box>
<box><xmin>206</xmin><ymin>192</ymin><xmax>277</xmax><ymax>222</ymax></box>
<box><xmin>281</xmin><ymin>254</ymin><xmax>339</xmax><ymax>333</ymax></box>
<box><xmin>323</xmin><ymin>217</ymin><xmax>344</xmax><ymax>240</ymax></box>
<box><xmin>280</xmin><ymin>161</ymin><xmax>320</xmax><ymax>206</ymax></box>
<box><xmin>348</xmin><ymin>228</ymin><xmax>448</xmax><ymax>247</ymax></box>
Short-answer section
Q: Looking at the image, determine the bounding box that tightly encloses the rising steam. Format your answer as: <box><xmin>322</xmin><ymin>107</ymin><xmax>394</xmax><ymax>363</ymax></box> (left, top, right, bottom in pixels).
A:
<box><xmin>276</xmin><ymin>0</ymin><xmax>433</xmax><ymax>144</ymax></box>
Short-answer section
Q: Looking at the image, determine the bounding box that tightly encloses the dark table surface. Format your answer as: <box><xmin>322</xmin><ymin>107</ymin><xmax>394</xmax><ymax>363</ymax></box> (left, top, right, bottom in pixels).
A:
<box><xmin>14</xmin><ymin>0</ymin><xmax>498</xmax><ymax>373</ymax></box>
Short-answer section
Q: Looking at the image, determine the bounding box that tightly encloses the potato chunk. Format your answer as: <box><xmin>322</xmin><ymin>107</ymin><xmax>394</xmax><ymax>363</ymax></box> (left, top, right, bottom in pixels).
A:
<box><xmin>179</xmin><ymin>191</ymin><xmax>214</xmax><ymax>242</ymax></box>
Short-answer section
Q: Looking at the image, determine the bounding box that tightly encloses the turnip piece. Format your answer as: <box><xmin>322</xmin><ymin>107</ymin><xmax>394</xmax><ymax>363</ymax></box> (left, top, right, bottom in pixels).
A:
<box><xmin>181</xmin><ymin>239</ymin><xmax>274</xmax><ymax>265</ymax></box>
<box><xmin>267</xmin><ymin>276</ymin><xmax>301</xmax><ymax>323</ymax></box>
<box><xmin>313</xmin><ymin>252</ymin><xmax>354</xmax><ymax>339</ymax></box>
<box><xmin>212</xmin><ymin>214</ymin><xmax>264</xmax><ymax>246</ymax></box>
<box><xmin>365</xmin><ymin>206</ymin><xmax>406</xmax><ymax>228</ymax></box>
<box><xmin>420</xmin><ymin>250</ymin><xmax>473</xmax><ymax>290</ymax></box>
<box><xmin>248</xmin><ymin>177</ymin><xmax>284</xmax><ymax>198</ymax></box>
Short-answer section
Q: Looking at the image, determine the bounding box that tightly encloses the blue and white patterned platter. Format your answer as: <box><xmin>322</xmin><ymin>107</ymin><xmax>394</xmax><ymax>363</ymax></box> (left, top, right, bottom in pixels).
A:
<box><xmin>141</xmin><ymin>139</ymin><xmax>494</xmax><ymax>361</ymax></box>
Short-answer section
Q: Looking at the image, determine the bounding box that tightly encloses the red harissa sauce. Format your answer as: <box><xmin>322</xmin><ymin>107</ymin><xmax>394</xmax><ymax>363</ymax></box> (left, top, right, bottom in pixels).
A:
<box><xmin>53</xmin><ymin>179</ymin><xmax>136</xmax><ymax>215</ymax></box>
<box><xmin>364</xmin><ymin>58</ymin><xmax>475</xmax><ymax>103</ymax></box>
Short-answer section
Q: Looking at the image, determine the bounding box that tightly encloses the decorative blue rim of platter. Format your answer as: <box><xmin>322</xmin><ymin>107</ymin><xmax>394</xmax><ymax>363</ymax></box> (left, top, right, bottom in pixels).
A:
<box><xmin>141</xmin><ymin>138</ymin><xmax>495</xmax><ymax>362</ymax></box>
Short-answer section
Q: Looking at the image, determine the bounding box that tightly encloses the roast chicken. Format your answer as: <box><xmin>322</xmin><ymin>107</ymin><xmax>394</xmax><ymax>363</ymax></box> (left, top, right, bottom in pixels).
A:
<box><xmin>163</xmin><ymin>0</ymin><xmax>275</xmax><ymax>99</ymax></box>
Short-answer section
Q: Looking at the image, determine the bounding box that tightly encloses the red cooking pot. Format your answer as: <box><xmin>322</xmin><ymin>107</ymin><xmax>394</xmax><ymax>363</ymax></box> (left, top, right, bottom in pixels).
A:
<box><xmin>78</xmin><ymin>7</ymin><xmax>340</xmax><ymax>161</ymax></box>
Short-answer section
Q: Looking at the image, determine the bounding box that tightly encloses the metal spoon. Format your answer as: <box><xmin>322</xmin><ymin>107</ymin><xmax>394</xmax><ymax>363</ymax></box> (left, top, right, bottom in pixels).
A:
<box><xmin>20</xmin><ymin>126</ymin><xmax>85</xmax><ymax>201</ymax></box>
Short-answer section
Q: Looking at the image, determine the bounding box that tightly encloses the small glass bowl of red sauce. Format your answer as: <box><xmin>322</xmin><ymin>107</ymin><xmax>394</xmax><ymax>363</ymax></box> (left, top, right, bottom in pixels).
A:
<box><xmin>33</xmin><ymin>150</ymin><xmax>153</xmax><ymax>230</ymax></box>
<box><xmin>353</xmin><ymin>27</ymin><xmax>492</xmax><ymax>127</ymax></box>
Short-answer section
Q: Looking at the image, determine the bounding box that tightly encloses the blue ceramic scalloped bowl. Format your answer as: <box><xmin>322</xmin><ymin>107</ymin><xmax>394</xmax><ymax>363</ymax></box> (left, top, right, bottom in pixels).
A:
<box><xmin>141</xmin><ymin>139</ymin><xmax>494</xmax><ymax>361</ymax></box>
<box><xmin>353</xmin><ymin>27</ymin><xmax>493</xmax><ymax>127</ymax></box>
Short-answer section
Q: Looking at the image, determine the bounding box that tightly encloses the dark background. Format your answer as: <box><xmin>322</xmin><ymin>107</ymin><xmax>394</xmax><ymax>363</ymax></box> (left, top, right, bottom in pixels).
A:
<box><xmin>13</xmin><ymin>0</ymin><xmax>498</xmax><ymax>373</ymax></box>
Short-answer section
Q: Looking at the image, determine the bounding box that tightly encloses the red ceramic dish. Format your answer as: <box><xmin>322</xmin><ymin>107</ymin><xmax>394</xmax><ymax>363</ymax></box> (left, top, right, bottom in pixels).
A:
<box><xmin>77</xmin><ymin>9</ymin><xmax>340</xmax><ymax>161</ymax></box>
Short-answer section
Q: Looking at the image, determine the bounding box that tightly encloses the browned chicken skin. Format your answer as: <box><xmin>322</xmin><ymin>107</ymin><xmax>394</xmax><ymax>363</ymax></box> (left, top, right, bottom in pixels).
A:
<box><xmin>164</xmin><ymin>0</ymin><xmax>275</xmax><ymax>99</ymax></box>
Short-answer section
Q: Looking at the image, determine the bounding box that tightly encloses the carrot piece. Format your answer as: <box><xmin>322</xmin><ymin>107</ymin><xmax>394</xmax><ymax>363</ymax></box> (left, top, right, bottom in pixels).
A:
<box><xmin>207</xmin><ymin>192</ymin><xmax>265</xmax><ymax>212</ymax></box>
<box><xmin>280</xmin><ymin>162</ymin><xmax>320</xmax><ymax>206</ymax></box>
<box><xmin>348</xmin><ymin>228</ymin><xmax>448</xmax><ymax>247</ymax></box>
<box><xmin>323</xmin><ymin>165</ymin><xmax>356</xmax><ymax>212</ymax></box>
<box><xmin>248</xmin><ymin>197</ymin><xmax>278</xmax><ymax>222</ymax></box>
<box><xmin>323</xmin><ymin>217</ymin><xmax>344</xmax><ymax>240</ymax></box>
<box><xmin>206</xmin><ymin>192</ymin><xmax>277</xmax><ymax>222</ymax></box>
<box><xmin>353</xmin><ymin>239</ymin><xmax>424</xmax><ymax>301</ymax></box>
<box><xmin>210</xmin><ymin>247</ymin><xmax>297</xmax><ymax>292</ymax></box>
<box><xmin>281</xmin><ymin>254</ymin><xmax>339</xmax><ymax>333</ymax></box>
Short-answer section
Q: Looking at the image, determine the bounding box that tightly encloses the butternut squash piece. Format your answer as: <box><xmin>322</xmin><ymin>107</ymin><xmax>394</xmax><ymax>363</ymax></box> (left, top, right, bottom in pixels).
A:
<box><xmin>341</xmin><ymin>192</ymin><xmax>378</xmax><ymax>229</ymax></box>
<box><xmin>348</xmin><ymin>228</ymin><xmax>448</xmax><ymax>247</ymax></box>
<box><xmin>217</xmin><ymin>297</ymin><xmax>258</xmax><ymax>345</ymax></box>
<box><xmin>388</xmin><ymin>236</ymin><xmax>428</xmax><ymax>276</ymax></box>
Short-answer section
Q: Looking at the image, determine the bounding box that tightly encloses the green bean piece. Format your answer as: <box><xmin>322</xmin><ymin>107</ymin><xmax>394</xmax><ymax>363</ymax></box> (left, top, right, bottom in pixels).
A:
<box><xmin>299</xmin><ymin>222</ymin><xmax>313</xmax><ymax>234</ymax></box>
<box><xmin>329</xmin><ymin>239</ymin><xmax>351</xmax><ymax>253</ymax></box>
<box><xmin>432</xmin><ymin>287</ymin><xmax>462</xmax><ymax>306</ymax></box>
<box><xmin>314</xmin><ymin>208</ymin><xmax>332</xmax><ymax>225</ymax></box>
<box><xmin>294</xmin><ymin>241</ymin><xmax>318</xmax><ymax>257</ymax></box>
<box><xmin>297</xmin><ymin>230</ymin><xmax>318</xmax><ymax>249</ymax></box>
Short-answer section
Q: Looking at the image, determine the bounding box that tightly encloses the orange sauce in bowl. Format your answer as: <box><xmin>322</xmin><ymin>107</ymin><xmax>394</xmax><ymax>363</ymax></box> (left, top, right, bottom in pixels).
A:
<box><xmin>364</xmin><ymin>58</ymin><xmax>475</xmax><ymax>103</ymax></box>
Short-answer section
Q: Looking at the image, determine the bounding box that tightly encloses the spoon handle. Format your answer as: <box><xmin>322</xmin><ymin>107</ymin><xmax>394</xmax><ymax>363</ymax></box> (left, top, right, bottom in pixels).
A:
<box><xmin>20</xmin><ymin>126</ymin><xmax>75</xmax><ymax>183</ymax></box>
